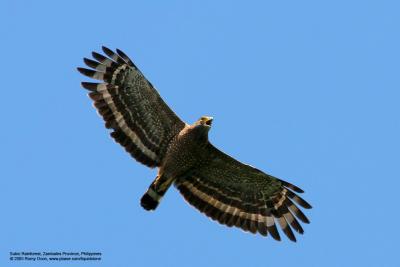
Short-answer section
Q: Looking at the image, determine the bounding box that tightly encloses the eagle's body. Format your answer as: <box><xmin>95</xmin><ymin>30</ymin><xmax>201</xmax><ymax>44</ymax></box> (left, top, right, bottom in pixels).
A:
<box><xmin>162</xmin><ymin>123</ymin><xmax>209</xmax><ymax>177</ymax></box>
<box><xmin>140</xmin><ymin>121</ymin><xmax>212</xmax><ymax>210</ymax></box>
<box><xmin>78</xmin><ymin>47</ymin><xmax>312</xmax><ymax>242</ymax></box>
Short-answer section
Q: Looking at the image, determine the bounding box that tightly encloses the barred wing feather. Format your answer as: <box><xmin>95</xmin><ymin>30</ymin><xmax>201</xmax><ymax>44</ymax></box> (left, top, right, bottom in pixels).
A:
<box><xmin>175</xmin><ymin>144</ymin><xmax>311</xmax><ymax>241</ymax></box>
<box><xmin>78</xmin><ymin>46</ymin><xmax>185</xmax><ymax>167</ymax></box>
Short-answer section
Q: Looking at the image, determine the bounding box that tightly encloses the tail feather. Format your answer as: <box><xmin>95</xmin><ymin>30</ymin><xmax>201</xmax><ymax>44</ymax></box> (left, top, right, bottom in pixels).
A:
<box><xmin>140</xmin><ymin>175</ymin><xmax>173</xmax><ymax>211</ymax></box>
<box><xmin>141</xmin><ymin>188</ymin><xmax>161</xmax><ymax>211</ymax></box>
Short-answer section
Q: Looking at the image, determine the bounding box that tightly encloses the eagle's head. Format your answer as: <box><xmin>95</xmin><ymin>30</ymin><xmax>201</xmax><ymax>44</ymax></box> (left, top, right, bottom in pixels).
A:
<box><xmin>191</xmin><ymin>116</ymin><xmax>213</xmax><ymax>142</ymax></box>
<box><xmin>198</xmin><ymin>116</ymin><xmax>213</xmax><ymax>128</ymax></box>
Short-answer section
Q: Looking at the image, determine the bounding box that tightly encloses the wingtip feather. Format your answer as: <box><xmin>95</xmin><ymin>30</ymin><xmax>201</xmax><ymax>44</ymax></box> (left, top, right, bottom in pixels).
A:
<box><xmin>81</xmin><ymin>82</ymin><xmax>99</xmax><ymax>91</ymax></box>
<box><xmin>102</xmin><ymin>46</ymin><xmax>114</xmax><ymax>56</ymax></box>
<box><xmin>77</xmin><ymin>67</ymin><xmax>93</xmax><ymax>76</ymax></box>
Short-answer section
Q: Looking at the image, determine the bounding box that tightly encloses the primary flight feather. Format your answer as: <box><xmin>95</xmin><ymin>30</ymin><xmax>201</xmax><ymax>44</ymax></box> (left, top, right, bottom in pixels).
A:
<box><xmin>78</xmin><ymin>46</ymin><xmax>312</xmax><ymax>242</ymax></box>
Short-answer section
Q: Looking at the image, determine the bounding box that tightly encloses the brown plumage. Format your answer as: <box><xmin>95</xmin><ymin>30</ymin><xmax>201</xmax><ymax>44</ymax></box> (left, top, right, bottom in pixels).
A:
<box><xmin>78</xmin><ymin>46</ymin><xmax>312</xmax><ymax>242</ymax></box>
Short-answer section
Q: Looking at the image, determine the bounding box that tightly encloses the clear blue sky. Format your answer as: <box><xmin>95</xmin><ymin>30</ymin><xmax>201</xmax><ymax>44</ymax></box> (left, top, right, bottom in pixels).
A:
<box><xmin>1</xmin><ymin>1</ymin><xmax>399</xmax><ymax>266</ymax></box>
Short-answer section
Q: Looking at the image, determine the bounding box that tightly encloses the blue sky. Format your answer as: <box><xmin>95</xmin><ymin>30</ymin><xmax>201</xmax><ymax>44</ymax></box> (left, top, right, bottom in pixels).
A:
<box><xmin>1</xmin><ymin>1</ymin><xmax>399</xmax><ymax>266</ymax></box>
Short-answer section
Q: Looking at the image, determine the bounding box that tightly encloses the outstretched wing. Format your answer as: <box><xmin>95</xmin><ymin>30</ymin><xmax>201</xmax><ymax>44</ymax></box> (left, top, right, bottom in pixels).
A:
<box><xmin>175</xmin><ymin>144</ymin><xmax>311</xmax><ymax>242</ymax></box>
<box><xmin>78</xmin><ymin>47</ymin><xmax>186</xmax><ymax>167</ymax></box>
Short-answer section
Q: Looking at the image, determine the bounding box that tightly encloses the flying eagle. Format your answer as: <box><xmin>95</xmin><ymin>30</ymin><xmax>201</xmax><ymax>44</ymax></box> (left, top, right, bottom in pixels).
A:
<box><xmin>77</xmin><ymin>47</ymin><xmax>312</xmax><ymax>242</ymax></box>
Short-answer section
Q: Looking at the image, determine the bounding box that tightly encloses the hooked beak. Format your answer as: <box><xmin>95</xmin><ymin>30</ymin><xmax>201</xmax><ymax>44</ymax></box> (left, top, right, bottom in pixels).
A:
<box><xmin>204</xmin><ymin>117</ymin><xmax>213</xmax><ymax>126</ymax></box>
